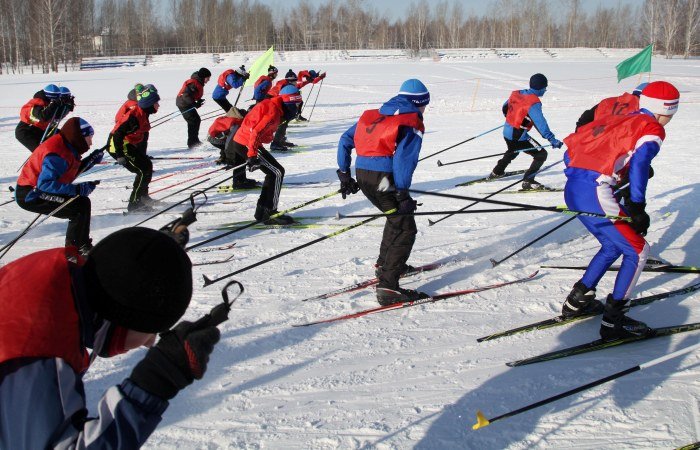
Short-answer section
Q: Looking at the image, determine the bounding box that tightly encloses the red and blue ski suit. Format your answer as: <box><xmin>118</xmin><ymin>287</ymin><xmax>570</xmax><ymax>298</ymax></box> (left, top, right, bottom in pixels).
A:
<box><xmin>563</xmin><ymin>109</ymin><xmax>664</xmax><ymax>300</ymax></box>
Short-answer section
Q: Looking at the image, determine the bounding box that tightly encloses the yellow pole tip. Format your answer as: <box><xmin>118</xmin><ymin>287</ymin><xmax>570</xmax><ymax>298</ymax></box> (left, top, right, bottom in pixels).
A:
<box><xmin>472</xmin><ymin>410</ymin><xmax>491</xmax><ymax>430</ymax></box>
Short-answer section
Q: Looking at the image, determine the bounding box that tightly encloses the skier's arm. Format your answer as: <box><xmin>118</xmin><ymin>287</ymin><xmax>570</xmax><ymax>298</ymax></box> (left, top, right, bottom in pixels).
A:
<box><xmin>33</xmin><ymin>101</ymin><xmax>62</xmax><ymax>123</ymax></box>
<box><xmin>337</xmin><ymin>123</ymin><xmax>358</xmax><ymax>172</ymax></box>
<box><xmin>253</xmin><ymin>80</ymin><xmax>271</xmax><ymax>101</ymax></box>
<box><xmin>627</xmin><ymin>133</ymin><xmax>662</xmax><ymax>203</ymax></box>
<box><xmin>111</xmin><ymin>116</ymin><xmax>140</xmax><ymax>157</ymax></box>
<box><xmin>36</xmin><ymin>154</ymin><xmax>80</xmax><ymax>196</ymax></box>
<box><xmin>392</xmin><ymin>126</ymin><xmax>423</xmax><ymax>190</ymax></box>
<box><xmin>528</xmin><ymin>102</ymin><xmax>556</xmax><ymax>142</ymax></box>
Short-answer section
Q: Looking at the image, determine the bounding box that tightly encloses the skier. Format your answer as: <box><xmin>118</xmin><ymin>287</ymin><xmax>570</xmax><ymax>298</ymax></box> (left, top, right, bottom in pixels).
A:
<box><xmin>226</xmin><ymin>84</ymin><xmax>303</xmax><ymax>224</ymax></box>
<box><xmin>176</xmin><ymin>67</ymin><xmax>211</xmax><ymax>148</ymax></box>
<box><xmin>336</xmin><ymin>79</ymin><xmax>430</xmax><ymax>305</ymax></box>
<box><xmin>0</xmin><ymin>226</ymin><xmax>222</xmax><ymax>449</ymax></box>
<box><xmin>207</xmin><ymin>108</ymin><xmax>259</xmax><ymax>189</ymax></box>
<box><xmin>253</xmin><ymin>65</ymin><xmax>278</xmax><ymax>103</ymax></box>
<box><xmin>108</xmin><ymin>84</ymin><xmax>160</xmax><ymax>212</ymax></box>
<box><xmin>575</xmin><ymin>83</ymin><xmax>647</xmax><ymax>130</ymax></box>
<box><xmin>268</xmin><ymin>70</ymin><xmax>300</xmax><ymax>151</ymax></box>
<box><xmin>294</xmin><ymin>69</ymin><xmax>326</xmax><ymax>121</ymax></box>
<box><xmin>15</xmin><ymin>84</ymin><xmax>73</xmax><ymax>152</ymax></box>
<box><xmin>489</xmin><ymin>73</ymin><xmax>563</xmax><ymax>190</ymax></box>
<box><xmin>15</xmin><ymin>117</ymin><xmax>102</xmax><ymax>254</ymax></box>
<box><xmin>115</xmin><ymin>83</ymin><xmax>152</xmax><ymax>154</ymax></box>
<box><xmin>560</xmin><ymin>81</ymin><xmax>679</xmax><ymax>341</ymax></box>
<box><xmin>212</xmin><ymin>65</ymin><xmax>249</xmax><ymax>112</ymax></box>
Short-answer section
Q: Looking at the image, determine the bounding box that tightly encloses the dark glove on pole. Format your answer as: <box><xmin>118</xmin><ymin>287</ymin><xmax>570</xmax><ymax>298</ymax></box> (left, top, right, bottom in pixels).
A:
<box><xmin>626</xmin><ymin>201</ymin><xmax>650</xmax><ymax>236</ymax></box>
<box><xmin>396</xmin><ymin>190</ymin><xmax>417</xmax><ymax>214</ymax></box>
<box><xmin>336</xmin><ymin>169</ymin><xmax>360</xmax><ymax>199</ymax></box>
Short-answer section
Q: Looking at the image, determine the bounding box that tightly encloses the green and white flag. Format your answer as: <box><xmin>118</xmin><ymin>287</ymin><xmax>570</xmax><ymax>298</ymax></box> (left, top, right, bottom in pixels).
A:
<box><xmin>245</xmin><ymin>46</ymin><xmax>274</xmax><ymax>87</ymax></box>
<box><xmin>616</xmin><ymin>44</ymin><xmax>653</xmax><ymax>82</ymax></box>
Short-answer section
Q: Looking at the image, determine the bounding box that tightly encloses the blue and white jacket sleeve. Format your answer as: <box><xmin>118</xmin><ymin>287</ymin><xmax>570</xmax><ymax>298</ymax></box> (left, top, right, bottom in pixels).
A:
<box><xmin>627</xmin><ymin>140</ymin><xmax>660</xmax><ymax>204</ymax></box>
<box><xmin>253</xmin><ymin>80</ymin><xmax>271</xmax><ymax>101</ymax></box>
<box><xmin>392</xmin><ymin>126</ymin><xmax>423</xmax><ymax>190</ymax></box>
<box><xmin>36</xmin><ymin>154</ymin><xmax>79</xmax><ymax>196</ymax></box>
<box><xmin>337</xmin><ymin>123</ymin><xmax>357</xmax><ymax>173</ymax></box>
<box><xmin>528</xmin><ymin>102</ymin><xmax>556</xmax><ymax>142</ymax></box>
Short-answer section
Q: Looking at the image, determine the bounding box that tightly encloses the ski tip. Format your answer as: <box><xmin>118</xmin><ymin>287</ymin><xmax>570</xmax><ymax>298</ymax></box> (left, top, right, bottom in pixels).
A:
<box><xmin>472</xmin><ymin>410</ymin><xmax>490</xmax><ymax>430</ymax></box>
<box><xmin>489</xmin><ymin>258</ymin><xmax>499</xmax><ymax>268</ymax></box>
<box><xmin>437</xmin><ymin>160</ymin><xmax>443</xmax><ymax>167</ymax></box>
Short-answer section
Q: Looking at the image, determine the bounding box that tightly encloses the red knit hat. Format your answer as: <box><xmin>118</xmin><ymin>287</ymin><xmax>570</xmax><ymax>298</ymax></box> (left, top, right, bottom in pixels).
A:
<box><xmin>640</xmin><ymin>81</ymin><xmax>680</xmax><ymax>116</ymax></box>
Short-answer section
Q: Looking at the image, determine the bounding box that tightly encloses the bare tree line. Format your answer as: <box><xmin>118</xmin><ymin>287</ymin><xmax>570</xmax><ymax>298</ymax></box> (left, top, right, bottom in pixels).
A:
<box><xmin>1</xmin><ymin>0</ymin><xmax>698</xmax><ymax>74</ymax></box>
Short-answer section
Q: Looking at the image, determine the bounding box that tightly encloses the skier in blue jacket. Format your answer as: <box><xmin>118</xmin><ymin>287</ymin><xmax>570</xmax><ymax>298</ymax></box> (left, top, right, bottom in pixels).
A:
<box><xmin>212</xmin><ymin>65</ymin><xmax>249</xmax><ymax>112</ymax></box>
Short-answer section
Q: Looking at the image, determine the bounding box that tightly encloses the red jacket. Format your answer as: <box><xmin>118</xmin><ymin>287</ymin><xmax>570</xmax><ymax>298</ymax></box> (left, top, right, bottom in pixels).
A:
<box><xmin>17</xmin><ymin>133</ymin><xmax>81</xmax><ymax>188</ymax></box>
<box><xmin>233</xmin><ymin>97</ymin><xmax>285</xmax><ymax>157</ymax></box>
<box><xmin>0</xmin><ymin>247</ymin><xmax>90</xmax><ymax>373</ymax></box>
<box><xmin>208</xmin><ymin>116</ymin><xmax>243</xmax><ymax>138</ymax></box>
<box><xmin>354</xmin><ymin>110</ymin><xmax>424</xmax><ymax>157</ymax></box>
<box><xmin>505</xmin><ymin>91</ymin><xmax>540</xmax><ymax>130</ymax></box>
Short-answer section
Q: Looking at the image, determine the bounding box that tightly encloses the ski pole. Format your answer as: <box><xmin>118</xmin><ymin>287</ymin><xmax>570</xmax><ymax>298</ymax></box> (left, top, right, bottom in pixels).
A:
<box><xmin>199</xmin><ymin>108</ymin><xmax>225</xmax><ymax>121</ymax></box>
<box><xmin>232</xmin><ymin>86</ymin><xmax>244</xmax><ymax>108</ymax></box>
<box><xmin>148</xmin><ymin>109</ymin><xmax>183</xmax><ymax>126</ymax></box>
<box><xmin>409</xmin><ymin>189</ymin><xmax>632</xmax><ymax>221</ymax></box>
<box><xmin>418</xmin><ymin>125</ymin><xmax>504</xmax><ymax>162</ymax></box>
<box><xmin>307</xmin><ymin>78</ymin><xmax>324</xmax><ymax>121</ymax></box>
<box><xmin>149</xmin><ymin>166</ymin><xmax>229</xmax><ymax>195</ymax></box>
<box><xmin>437</xmin><ymin>144</ymin><xmax>553</xmax><ymax>167</ymax></box>
<box><xmin>151</xmin><ymin>107</ymin><xmax>196</xmax><ymax>128</ymax></box>
<box><xmin>540</xmin><ymin>264</ymin><xmax>700</xmax><ymax>274</ymax></box>
<box><xmin>427</xmin><ymin>159</ymin><xmax>563</xmax><ymax>226</ymax></box>
<box><xmin>472</xmin><ymin>341</ymin><xmax>700</xmax><ymax>430</ymax></box>
<box><xmin>490</xmin><ymin>216</ymin><xmax>577</xmax><ymax>267</ymax></box>
<box><xmin>335</xmin><ymin>207</ymin><xmax>529</xmax><ymax>219</ymax></box>
<box><xmin>202</xmin><ymin>208</ymin><xmax>397</xmax><ymax>287</ymax></box>
<box><xmin>149</xmin><ymin>156</ymin><xmax>206</xmax><ymax>160</ymax></box>
<box><xmin>299</xmin><ymin>83</ymin><xmax>316</xmax><ymax>115</ymax></box>
<box><xmin>186</xmin><ymin>189</ymin><xmax>341</xmax><ymax>252</ymax></box>
<box><xmin>151</xmin><ymin>160</ymin><xmax>215</xmax><ymax>184</ymax></box>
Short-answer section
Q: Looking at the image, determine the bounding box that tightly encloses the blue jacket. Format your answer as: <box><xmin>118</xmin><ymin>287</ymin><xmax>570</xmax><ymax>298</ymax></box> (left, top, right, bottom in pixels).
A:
<box><xmin>26</xmin><ymin>143</ymin><xmax>90</xmax><ymax>202</ymax></box>
<box><xmin>503</xmin><ymin>88</ymin><xmax>556</xmax><ymax>143</ymax></box>
<box><xmin>212</xmin><ymin>74</ymin><xmax>245</xmax><ymax>100</ymax></box>
<box><xmin>337</xmin><ymin>96</ymin><xmax>424</xmax><ymax>190</ymax></box>
<box><xmin>253</xmin><ymin>79</ymin><xmax>272</xmax><ymax>102</ymax></box>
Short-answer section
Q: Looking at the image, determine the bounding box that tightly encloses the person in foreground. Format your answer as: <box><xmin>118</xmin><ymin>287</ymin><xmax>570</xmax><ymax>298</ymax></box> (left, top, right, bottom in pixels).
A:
<box><xmin>337</xmin><ymin>79</ymin><xmax>430</xmax><ymax>306</ymax></box>
<box><xmin>560</xmin><ymin>81</ymin><xmax>679</xmax><ymax>341</ymax></box>
<box><xmin>0</xmin><ymin>226</ymin><xmax>221</xmax><ymax>448</ymax></box>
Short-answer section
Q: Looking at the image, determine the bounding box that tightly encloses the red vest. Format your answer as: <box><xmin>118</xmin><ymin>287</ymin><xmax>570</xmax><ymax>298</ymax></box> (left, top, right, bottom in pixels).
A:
<box><xmin>111</xmin><ymin>105</ymin><xmax>151</xmax><ymax>145</ymax></box>
<box><xmin>114</xmin><ymin>99</ymin><xmax>138</xmax><ymax>123</ymax></box>
<box><xmin>19</xmin><ymin>97</ymin><xmax>51</xmax><ymax>130</ymax></box>
<box><xmin>233</xmin><ymin>97</ymin><xmax>284</xmax><ymax>156</ymax></box>
<box><xmin>354</xmin><ymin>110</ymin><xmax>425</xmax><ymax>157</ymax></box>
<box><xmin>178</xmin><ymin>78</ymin><xmax>204</xmax><ymax>101</ymax></box>
<box><xmin>218</xmin><ymin>69</ymin><xmax>235</xmax><ymax>90</ymax></box>
<box><xmin>208</xmin><ymin>116</ymin><xmax>242</xmax><ymax>138</ymax></box>
<box><xmin>0</xmin><ymin>247</ymin><xmax>90</xmax><ymax>373</ymax></box>
<box><xmin>505</xmin><ymin>91</ymin><xmax>540</xmax><ymax>130</ymax></box>
<box><xmin>254</xmin><ymin>75</ymin><xmax>271</xmax><ymax>88</ymax></box>
<box><xmin>564</xmin><ymin>113</ymin><xmax>664</xmax><ymax>177</ymax></box>
<box><xmin>17</xmin><ymin>133</ymin><xmax>81</xmax><ymax>188</ymax></box>
<box><xmin>268</xmin><ymin>79</ymin><xmax>290</xmax><ymax>97</ymax></box>
<box><xmin>594</xmin><ymin>92</ymin><xmax>640</xmax><ymax>121</ymax></box>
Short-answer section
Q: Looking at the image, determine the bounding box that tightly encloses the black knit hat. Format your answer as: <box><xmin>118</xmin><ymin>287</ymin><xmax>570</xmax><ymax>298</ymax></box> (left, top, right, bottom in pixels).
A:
<box><xmin>197</xmin><ymin>67</ymin><xmax>212</xmax><ymax>79</ymax></box>
<box><xmin>83</xmin><ymin>227</ymin><xmax>193</xmax><ymax>333</ymax></box>
<box><xmin>285</xmin><ymin>69</ymin><xmax>297</xmax><ymax>82</ymax></box>
<box><xmin>529</xmin><ymin>73</ymin><xmax>548</xmax><ymax>90</ymax></box>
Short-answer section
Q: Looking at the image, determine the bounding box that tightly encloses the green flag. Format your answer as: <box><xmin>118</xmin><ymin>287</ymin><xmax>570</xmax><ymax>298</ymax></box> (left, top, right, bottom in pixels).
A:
<box><xmin>245</xmin><ymin>46</ymin><xmax>274</xmax><ymax>87</ymax></box>
<box><xmin>616</xmin><ymin>44</ymin><xmax>653</xmax><ymax>82</ymax></box>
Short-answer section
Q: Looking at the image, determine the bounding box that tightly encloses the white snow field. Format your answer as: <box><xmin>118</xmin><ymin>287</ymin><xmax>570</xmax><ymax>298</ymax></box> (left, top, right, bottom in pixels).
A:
<box><xmin>1</xmin><ymin>52</ymin><xmax>699</xmax><ymax>449</ymax></box>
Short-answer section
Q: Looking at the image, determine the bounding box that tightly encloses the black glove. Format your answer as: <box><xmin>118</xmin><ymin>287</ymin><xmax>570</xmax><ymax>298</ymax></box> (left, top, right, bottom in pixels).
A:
<box><xmin>116</xmin><ymin>156</ymin><xmax>128</xmax><ymax>167</ymax></box>
<box><xmin>194</xmin><ymin>99</ymin><xmax>205</xmax><ymax>108</ymax></box>
<box><xmin>62</xmin><ymin>96</ymin><xmax>76</xmax><ymax>112</ymax></box>
<box><xmin>247</xmin><ymin>156</ymin><xmax>260</xmax><ymax>172</ymax></box>
<box><xmin>336</xmin><ymin>170</ymin><xmax>360</xmax><ymax>199</ymax></box>
<box><xmin>129</xmin><ymin>321</ymin><xmax>221</xmax><ymax>400</ymax></box>
<box><xmin>77</xmin><ymin>181</ymin><xmax>98</xmax><ymax>197</ymax></box>
<box><xmin>626</xmin><ymin>201</ymin><xmax>650</xmax><ymax>236</ymax></box>
<box><xmin>86</xmin><ymin>149</ymin><xmax>104</xmax><ymax>165</ymax></box>
<box><xmin>396</xmin><ymin>190</ymin><xmax>417</xmax><ymax>214</ymax></box>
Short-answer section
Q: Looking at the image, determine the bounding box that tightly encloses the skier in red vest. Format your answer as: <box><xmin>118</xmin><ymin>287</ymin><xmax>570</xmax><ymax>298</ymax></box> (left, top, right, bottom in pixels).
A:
<box><xmin>212</xmin><ymin>65</ymin><xmax>249</xmax><ymax>112</ymax></box>
<box><xmin>267</xmin><ymin>70</ymin><xmax>301</xmax><ymax>151</ymax></box>
<box><xmin>207</xmin><ymin>109</ymin><xmax>259</xmax><ymax>189</ymax></box>
<box><xmin>15</xmin><ymin>117</ymin><xmax>102</xmax><ymax>254</ymax></box>
<box><xmin>489</xmin><ymin>73</ymin><xmax>563</xmax><ymax>190</ymax></box>
<box><xmin>560</xmin><ymin>81</ymin><xmax>679</xmax><ymax>341</ymax></box>
<box><xmin>253</xmin><ymin>65</ymin><xmax>278</xmax><ymax>103</ymax></box>
<box><xmin>108</xmin><ymin>84</ymin><xmax>160</xmax><ymax>212</ymax></box>
<box><xmin>0</xmin><ymin>226</ymin><xmax>222</xmax><ymax>449</ymax></box>
<box><xmin>176</xmin><ymin>67</ymin><xmax>211</xmax><ymax>148</ymax></box>
<box><xmin>294</xmin><ymin>69</ymin><xmax>326</xmax><ymax>121</ymax></box>
<box><xmin>337</xmin><ymin>79</ymin><xmax>430</xmax><ymax>305</ymax></box>
<box><xmin>575</xmin><ymin>83</ymin><xmax>648</xmax><ymax>130</ymax></box>
<box><xmin>15</xmin><ymin>84</ymin><xmax>74</xmax><ymax>152</ymax></box>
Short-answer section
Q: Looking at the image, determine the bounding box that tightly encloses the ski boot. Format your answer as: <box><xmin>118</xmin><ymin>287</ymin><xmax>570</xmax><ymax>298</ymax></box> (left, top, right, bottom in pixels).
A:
<box><xmin>487</xmin><ymin>170</ymin><xmax>504</xmax><ymax>180</ymax></box>
<box><xmin>600</xmin><ymin>294</ymin><xmax>654</xmax><ymax>341</ymax></box>
<box><xmin>374</xmin><ymin>263</ymin><xmax>417</xmax><ymax>279</ymax></box>
<box><xmin>561</xmin><ymin>281</ymin><xmax>602</xmax><ymax>318</ymax></box>
<box><xmin>283</xmin><ymin>139</ymin><xmax>297</xmax><ymax>148</ymax></box>
<box><xmin>127</xmin><ymin>199</ymin><xmax>154</xmax><ymax>213</ymax></box>
<box><xmin>232</xmin><ymin>178</ymin><xmax>261</xmax><ymax>189</ymax></box>
<box><xmin>295</xmin><ymin>114</ymin><xmax>308</xmax><ymax>122</ymax></box>
<box><xmin>521</xmin><ymin>179</ymin><xmax>549</xmax><ymax>191</ymax></box>
<box><xmin>255</xmin><ymin>205</ymin><xmax>295</xmax><ymax>225</ymax></box>
<box><xmin>376</xmin><ymin>286</ymin><xmax>429</xmax><ymax>306</ymax></box>
<box><xmin>270</xmin><ymin>142</ymin><xmax>288</xmax><ymax>152</ymax></box>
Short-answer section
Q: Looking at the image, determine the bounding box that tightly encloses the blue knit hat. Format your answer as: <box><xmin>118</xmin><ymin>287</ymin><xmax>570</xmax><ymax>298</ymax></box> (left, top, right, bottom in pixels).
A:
<box><xmin>44</xmin><ymin>84</ymin><xmax>61</xmax><ymax>99</ymax></box>
<box><xmin>78</xmin><ymin>118</ymin><xmax>94</xmax><ymax>137</ymax></box>
<box><xmin>633</xmin><ymin>82</ymin><xmax>648</xmax><ymax>96</ymax></box>
<box><xmin>59</xmin><ymin>86</ymin><xmax>72</xmax><ymax>97</ymax></box>
<box><xmin>398</xmin><ymin>79</ymin><xmax>430</xmax><ymax>107</ymax></box>
<box><xmin>280</xmin><ymin>85</ymin><xmax>302</xmax><ymax>104</ymax></box>
<box><xmin>138</xmin><ymin>85</ymin><xmax>160</xmax><ymax>109</ymax></box>
<box><xmin>529</xmin><ymin>73</ymin><xmax>548</xmax><ymax>90</ymax></box>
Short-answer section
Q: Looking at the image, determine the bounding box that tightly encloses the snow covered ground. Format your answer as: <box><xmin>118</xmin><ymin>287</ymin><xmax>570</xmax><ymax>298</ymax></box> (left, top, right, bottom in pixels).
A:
<box><xmin>1</xmin><ymin>54</ymin><xmax>699</xmax><ymax>449</ymax></box>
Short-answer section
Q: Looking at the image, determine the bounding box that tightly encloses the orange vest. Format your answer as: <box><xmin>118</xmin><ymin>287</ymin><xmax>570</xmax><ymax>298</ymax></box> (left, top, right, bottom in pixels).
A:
<box><xmin>564</xmin><ymin>113</ymin><xmax>664</xmax><ymax>177</ymax></box>
<box><xmin>114</xmin><ymin>99</ymin><xmax>138</xmax><ymax>123</ymax></box>
<box><xmin>218</xmin><ymin>69</ymin><xmax>235</xmax><ymax>90</ymax></box>
<box><xmin>208</xmin><ymin>116</ymin><xmax>242</xmax><ymax>138</ymax></box>
<box><xmin>505</xmin><ymin>91</ymin><xmax>540</xmax><ymax>130</ymax></box>
<box><xmin>178</xmin><ymin>78</ymin><xmax>204</xmax><ymax>101</ymax></box>
<box><xmin>0</xmin><ymin>247</ymin><xmax>90</xmax><ymax>373</ymax></box>
<box><xmin>19</xmin><ymin>97</ymin><xmax>51</xmax><ymax>130</ymax></box>
<box><xmin>111</xmin><ymin>105</ymin><xmax>151</xmax><ymax>145</ymax></box>
<box><xmin>594</xmin><ymin>92</ymin><xmax>640</xmax><ymax>121</ymax></box>
<box><xmin>17</xmin><ymin>133</ymin><xmax>81</xmax><ymax>188</ymax></box>
<box><xmin>355</xmin><ymin>110</ymin><xmax>425</xmax><ymax>157</ymax></box>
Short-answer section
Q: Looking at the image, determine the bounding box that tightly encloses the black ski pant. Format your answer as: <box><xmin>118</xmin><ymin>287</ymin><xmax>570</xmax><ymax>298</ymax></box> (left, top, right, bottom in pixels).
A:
<box><xmin>15</xmin><ymin>122</ymin><xmax>46</xmax><ymax>152</ymax></box>
<box><xmin>356</xmin><ymin>169</ymin><xmax>417</xmax><ymax>290</ymax></box>
<box><xmin>227</xmin><ymin>141</ymin><xmax>284</xmax><ymax>210</ymax></box>
<box><xmin>15</xmin><ymin>185</ymin><xmax>91</xmax><ymax>247</ymax></box>
<box><xmin>492</xmin><ymin>136</ymin><xmax>548</xmax><ymax>181</ymax></box>
<box><xmin>109</xmin><ymin>140</ymin><xmax>153</xmax><ymax>205</ymax></box>
<box><xmin>180</xmin><ymin>107</ymin><xmax>202</xmax><ymax>147</ymax></box>
<box><xmin>213</xmin><ymin>97</ymin><xmax>233</xmax><ymax>113</ymax></box>
<box><xmin>220</xmin><ymin>139</ymin><xmax>248</xmax><ymax>184</ymax></box>
<box><xmin>272</xmin><ymin>120</ymin><xmax>289</xmax><ymax>145</ymax></box>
